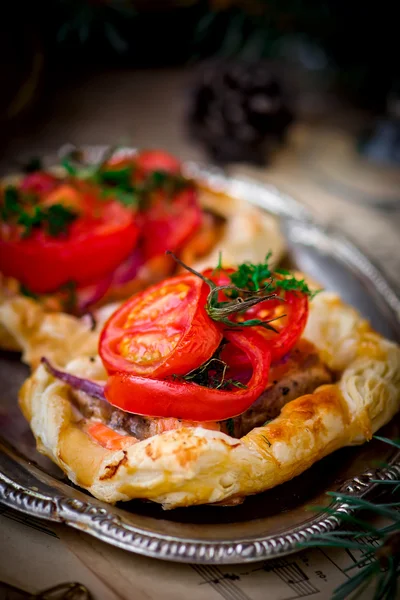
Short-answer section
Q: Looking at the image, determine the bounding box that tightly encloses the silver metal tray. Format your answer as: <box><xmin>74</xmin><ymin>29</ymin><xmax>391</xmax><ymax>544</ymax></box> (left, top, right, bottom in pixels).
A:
<box><xmin>1</xmin><ymin>153</ymin><xmax>400</xmax><ymax>564</ymax></box>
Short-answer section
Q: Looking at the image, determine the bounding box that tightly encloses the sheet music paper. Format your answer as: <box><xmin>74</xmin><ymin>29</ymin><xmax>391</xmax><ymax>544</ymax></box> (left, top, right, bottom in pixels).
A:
<box><xmin>0</xmin><ymin>506</ymin><xmax>383</xmax><ymax>600</ymax></box>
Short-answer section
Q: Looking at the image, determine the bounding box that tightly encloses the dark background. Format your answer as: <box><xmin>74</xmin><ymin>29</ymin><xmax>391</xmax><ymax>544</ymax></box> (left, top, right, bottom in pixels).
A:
<box><xmin>1</xmin><ymin>0</ymin><xmax>400</xmax><ymax>166</ymax></box>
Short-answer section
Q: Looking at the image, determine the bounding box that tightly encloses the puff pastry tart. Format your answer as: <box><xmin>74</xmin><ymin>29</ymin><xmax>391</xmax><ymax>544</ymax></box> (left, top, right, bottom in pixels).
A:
<box><xmin>0</xmin><ymin>149</ymin><xmax>284</xmax><ymax>352</ymax></box>
<box><xmin>5</xmin><ymin>254</ymin><xmax>399</xmax><ymax>509</ymax></box>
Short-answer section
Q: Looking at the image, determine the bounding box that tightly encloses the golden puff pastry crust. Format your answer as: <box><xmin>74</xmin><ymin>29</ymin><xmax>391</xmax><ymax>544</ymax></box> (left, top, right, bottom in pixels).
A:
<box><xmin>0</xmin><ymin>185</ymin><xmax>285</xmax><ymax>355</ymax></box>
<box><xmin>18</xmin><ymin>291</ymin><xmax>400</xmax><ymax>508</ymax></box>
<box><xmin>0</xmin><ymin>294</ymin><xmax>118</xmax><ymax>370</ymax></box>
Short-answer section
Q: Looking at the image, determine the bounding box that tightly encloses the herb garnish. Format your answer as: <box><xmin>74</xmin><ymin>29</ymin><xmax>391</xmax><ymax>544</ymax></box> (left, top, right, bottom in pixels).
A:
<box><xmin>1</xmin><ymin>186</ymin><xmax>78</xmax><ymax>237</ymax></box>
<box><xmin>61</xmin><ymin>148</ymin><xmax>192</xmax><ymax>210</ymax></box>
<box><xmin>1</xmin><ymin>186</ymin><xmax>20</xmax><ymax>221</ymax></box>
<box><xmin>167</xmin><ymin>251</ymin><xmax>281</xmax><ymax>331</ymax></box>
<box><xmin>229</xmin><ymin>251</ymin><xmax>318</xmax><ymax>298</ymax></box>
<box><xmin>167</xmin><ymin>250</ymin><xmax>319</xmax><ymax>330</ymax></box>
<box><xmin>173</xmin><ymin>341</ymin><xmax>246</xmax><ymax>391</ymax></box>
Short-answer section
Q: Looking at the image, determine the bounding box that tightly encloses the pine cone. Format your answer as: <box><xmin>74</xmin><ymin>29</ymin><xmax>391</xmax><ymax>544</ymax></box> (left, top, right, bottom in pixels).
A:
<box><xmin>187</xmin><ymin>61</ymin><xmax>294</xmax><ymax>165</ymax></box>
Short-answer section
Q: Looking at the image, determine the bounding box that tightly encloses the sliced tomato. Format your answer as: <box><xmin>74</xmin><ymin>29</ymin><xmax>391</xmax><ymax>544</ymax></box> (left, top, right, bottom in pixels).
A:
<box><xmin>204</xmin><ymin>267</ymin><xmax>309</xmax><ymax>364</ymax></box>
<box><xmin>135</xmin><ymin>150</ymin><xmax>181</xmax><ymax>176</ymax></box>
<box><xmin>202</xmin><ymin>267</ymin><xmax>235</xmax><ymax>301</ymax></box>
<box><xmin>99</xmin><ymin>273</ymin><xmax>222</xmax><ymax>379</ymax></box>
<box><xmin>141</xmin><ymin>186</ymin><xmax>202</xmax><ymax>259</ymax></box>
<box><xmin>0</xmin><ymin>183</ymin><xmax>139</xmax><ymax>294</ymax></box>
<box><xmin>104</xmin><ymin>149</ymin><xmax>201</xmax><ymax>258</ymax></box>
<box><xmin>105</xmin><ymin>149</ymin><xmax>181</xmax><ymax>182</ymax></box>
<box><xmin>104</xmin><ymin>329</ymin><xmax>271</xmax><ymax>421</ymax></box>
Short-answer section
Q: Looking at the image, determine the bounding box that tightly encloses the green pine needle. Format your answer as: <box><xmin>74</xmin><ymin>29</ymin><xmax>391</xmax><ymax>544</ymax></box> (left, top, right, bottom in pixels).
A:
<box><xmin>298</xmin><ymin>435</ymin><xmax>400</xmax><ymax>600</ymax></box>
<box><xmin>374</xmin><ymin>436</ymin><xmax>400</xmax><ymax>450</ymax></box>
<box><xmin>325</xmin><ymin>493</ymin><xmax>400</xmax><ymax>522</ymax></box>
<box><xmin>307</xmin><ymin>504</ymin><xmax>381</xmax><ymax>534</ymax></box>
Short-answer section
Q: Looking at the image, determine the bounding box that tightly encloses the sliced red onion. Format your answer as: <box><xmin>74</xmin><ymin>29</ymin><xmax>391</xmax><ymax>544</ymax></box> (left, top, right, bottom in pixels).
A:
<box><xmin>81</xmin><ymin>312</ymin><xmax>97</xmax><ymax>331</ymax></box>
<box><xmin>41</xmin><ymin>357</ymin><xmax>106</xmax><ymax>401</ymax></box>
<box><xmin>111</xmin><ymin>247</ymin><xmax>145</xmax><ymax>286</ymax></box>
<box><xmin>75</xmin><ymin>248</ymin><xmax>144</xmax><ymax>312</ymax></box>
<box><xmin>76</xmin><ymin>274</ymin><xmax>114</xmax><ymax>313</ymax></box>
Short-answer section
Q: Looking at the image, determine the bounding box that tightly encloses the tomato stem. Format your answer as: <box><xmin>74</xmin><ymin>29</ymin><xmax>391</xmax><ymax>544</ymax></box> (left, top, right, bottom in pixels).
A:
<box><xmin>166</xmin><ymin>249</ymin><xmax>216</xmax><ymax>288</ymax></box>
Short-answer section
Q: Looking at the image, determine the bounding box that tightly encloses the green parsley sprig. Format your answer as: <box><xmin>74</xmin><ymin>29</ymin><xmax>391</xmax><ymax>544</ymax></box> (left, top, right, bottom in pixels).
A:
<box><xmin>229</xmin><ymin>251</ymin><xmax>318</xmax><ymax>298</ymax></box>
<box><xmin>1</xmin><ymin>186</ymin><xmax>78</xmax><ymax>237</ymax></box>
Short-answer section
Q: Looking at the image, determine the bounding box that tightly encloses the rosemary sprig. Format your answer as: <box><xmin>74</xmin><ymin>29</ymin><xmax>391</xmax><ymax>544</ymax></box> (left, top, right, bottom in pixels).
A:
<box><xmin>173</xmin><ymin>341</ymin><xmax>246</xmax><ymax>391</ymax></box>
<box><xmin>299</xmin><ymin>436</ymin><xmax>400</xmax><ymax>600</ymax></box>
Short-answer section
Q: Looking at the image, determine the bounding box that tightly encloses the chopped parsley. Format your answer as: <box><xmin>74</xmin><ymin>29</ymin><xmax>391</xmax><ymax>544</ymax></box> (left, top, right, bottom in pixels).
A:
<box><xmin>98</xmin><ymin>167</ymin><xmax>191</xmax><ymax>209</ymax></box>
<box><xmin>1</xmin><ymin>185</ymin><xmax>78</xmax><ymax>238</ymax></box>
<box><xmin>229</xmin><ymin>251</ymin><xmax>318</xmax><ymax>298</ymax></box>
<box><xmin>1</xmin><ymin>186</ymin><xmax>19</xmax><ymax>221</ymax></box>
<box><xmin>45</xmin><ymin>204</ymin><xmax>79</xmax><ymax>237</ymax></box>
<box><xmin>61</xmin><ymin>150</ymin><xmax>192</xmax><ymax>210</ymax></box>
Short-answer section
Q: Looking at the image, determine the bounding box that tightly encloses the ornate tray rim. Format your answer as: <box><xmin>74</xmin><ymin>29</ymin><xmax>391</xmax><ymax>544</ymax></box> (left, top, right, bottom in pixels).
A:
<box><xmin>1</xmin><ymin>148</ymin><xmax>399</xmax><ymax>564</ymax></box>
<box><xmin>1</xmin><ymin>449</ymin><xmax>400</xmax><ymax>564</ymax></box>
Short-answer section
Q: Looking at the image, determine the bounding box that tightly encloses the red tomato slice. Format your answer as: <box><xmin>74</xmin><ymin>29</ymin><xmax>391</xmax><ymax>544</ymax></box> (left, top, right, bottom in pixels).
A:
<box><xmin>135</xmin><ymin>150</ymin><xmax>181</xmax><ymax>176</ymax></box>
<box><xmin>204</xmin><ymin>267</ymin><xmax>309</xmax><ymax>364</ymax></box>
<box><xmin>0</xmin><ymin>183</ymin><xmax>139</xmax><ymax>294</ymax></box>
<box><xmin>202</xmin><ymin>267</ymin><xmax>235</xmax><ymax>301</ymax></box>
<box><xmin>105</xmin><ymin>150</ymin><xmax>201</xmax><ymax>258</ymax></box>
<box><xmin>222</xmin><ymin>291</ymin><xmax>309</xmax><ymax>366</ymax></box>
<box><xmin>104</xmin><ymin>329</ymin><xmax>271</xmax><ymax>421</ymax></box>
<box><xmin>99</xmin><ymin>273</ymin><xmax>222</xmax><ymax>379</ymax></box>
<box><xmin>105</xmin><ymin>150</ymin><xmax>181</xmax><ymax>183</ymax></box>
<box><xmin>141</xmin><ymin>187</ymin><xmax>202</xmax><ymax>259</ymax></box>
<box><xmin>202</xmin><ymin>267</ymin><xmax>234</xmax><ymax>283</ymax></box>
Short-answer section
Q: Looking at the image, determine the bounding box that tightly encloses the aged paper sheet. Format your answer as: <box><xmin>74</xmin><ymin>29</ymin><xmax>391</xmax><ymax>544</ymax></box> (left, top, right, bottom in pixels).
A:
<box><xmin>0</xmin><ymin>505</ymin><xmax>383</xmax><ymax>600</ymax></box>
